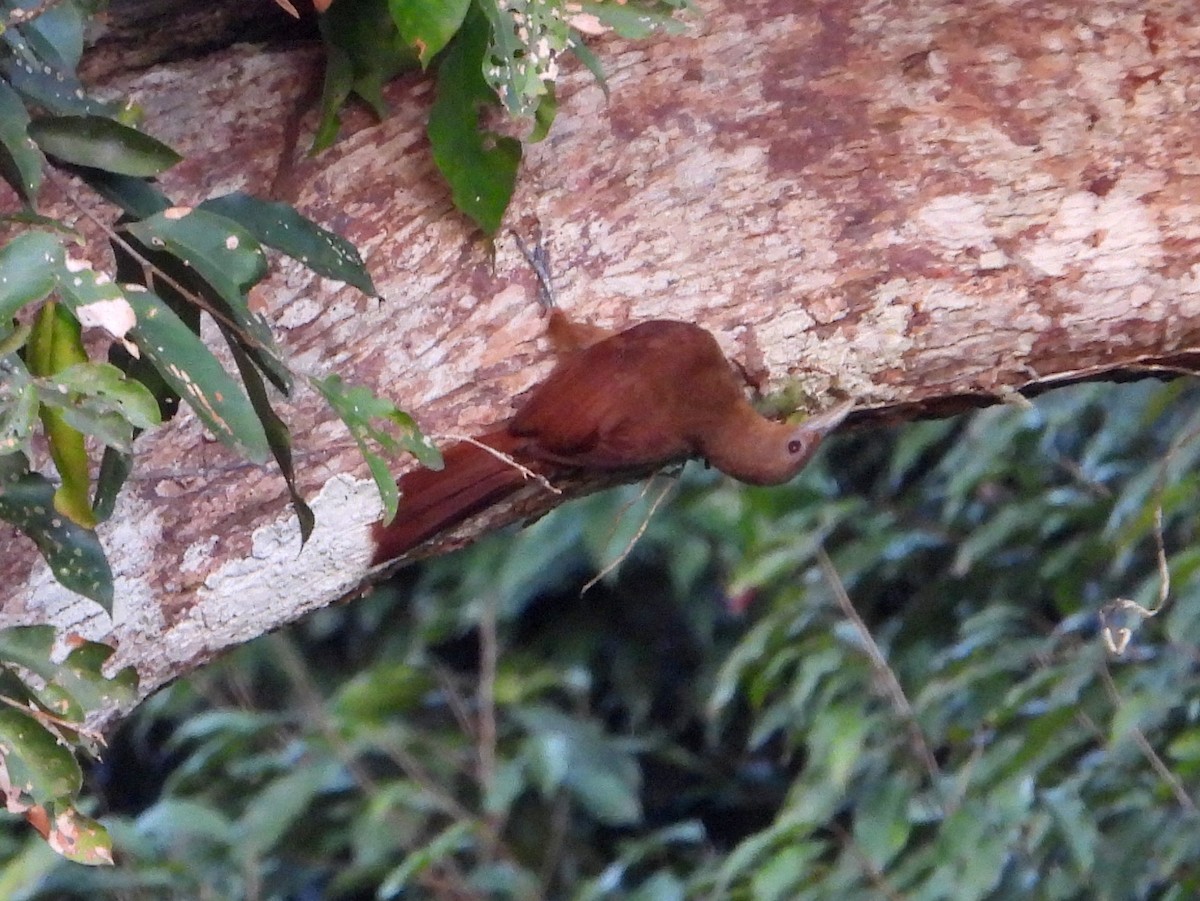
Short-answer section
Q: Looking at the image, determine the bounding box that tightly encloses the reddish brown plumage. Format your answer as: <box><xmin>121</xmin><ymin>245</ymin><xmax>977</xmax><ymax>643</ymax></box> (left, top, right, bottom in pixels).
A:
<box><xmin>371</xmin><ymin>314</ymin><xmax>851</xmax><ymax>565</ymax></box>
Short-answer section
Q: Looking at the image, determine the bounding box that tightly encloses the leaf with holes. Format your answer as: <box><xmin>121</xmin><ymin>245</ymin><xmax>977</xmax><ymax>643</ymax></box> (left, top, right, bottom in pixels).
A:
<box><xmin>0</xmin><ymin>626</ymin><xmax>138</xmax><ymax>728</ymax></box>
<box><xmin>45</xmin><ymin>806</ymin><xmax>114</xmax><ymax>866</ymax></box>
<box><xmin>123</xmin><ymin>208</ymin><xmax>268</xmax><ymax>307</ymax></box>
<box><xmin>575</xmin><ymin>0</ymin><xmax>690</xmax><ymax>40</ymax></box>
<box><xmin>123</xmin><ymin>208</ymin><xmax>290</xmax><ymax>392</ymax></box>
<box><xmin>0</xmin><ymin>708</ymin><xmax>83</xmax><ymax>809</ymax></box>
<box><xmin>0</xmin><ymin>355</ymin><xmax>38</xmax><ymax>457</ymax></box>
<box><xmin>477</xmin><ymin>0</ymin><xmax>571</xmax><ymax>117</ymax></box>
<box><xmin>0</xmin><ymin>231</ymin><xmax>63</xmax><ymax>327</ymax></box>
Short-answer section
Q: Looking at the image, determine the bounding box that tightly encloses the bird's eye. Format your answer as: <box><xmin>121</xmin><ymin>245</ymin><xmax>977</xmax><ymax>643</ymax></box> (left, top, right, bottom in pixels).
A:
<box><xmin>787</xmin><ymin>439</ymin><xmax>802</xmax><ymax>454</ymax></box>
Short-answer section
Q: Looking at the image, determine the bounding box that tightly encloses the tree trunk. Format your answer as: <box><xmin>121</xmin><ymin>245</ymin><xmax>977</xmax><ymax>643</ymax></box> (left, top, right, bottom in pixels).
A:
<box><xmin>2</xmin><ymin>0</ymin><xmax>1198</xmax><ymax>724</ymax></box>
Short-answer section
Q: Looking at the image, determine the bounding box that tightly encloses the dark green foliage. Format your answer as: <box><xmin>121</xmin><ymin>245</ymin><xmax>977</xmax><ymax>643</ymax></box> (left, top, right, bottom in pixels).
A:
<box><xmin>0</xmin><ymin>626</ymin><xmax>137</xmax><ymax>865</ymax></box>
<box><xmin>28</xmin><ymin>115</ymin><xmax>182</xmax><ymax>177</ymax></box>
<box><xmin>428</xmin><ymin>5</ymin><xmax>523</xmax><ymax>236</ymax></box>
<box><xmin>5</xmin><ymin>378</ymin><xmax>1199</xmax><ymax>897</ymax></box>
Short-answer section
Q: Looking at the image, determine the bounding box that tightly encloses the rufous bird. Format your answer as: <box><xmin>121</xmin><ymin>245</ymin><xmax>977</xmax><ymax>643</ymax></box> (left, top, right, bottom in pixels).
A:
<box><xmin>372</xmin><ymin>253</ymin><xmax>852</xmax><ymax>565</ymax></box>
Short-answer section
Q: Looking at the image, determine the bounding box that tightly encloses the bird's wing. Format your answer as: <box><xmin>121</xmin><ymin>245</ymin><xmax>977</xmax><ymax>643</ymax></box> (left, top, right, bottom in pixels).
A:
<box><xmin>510</xmin><ymin>325</ymin><xmax>694</xmax><ymax>469</ymax></box>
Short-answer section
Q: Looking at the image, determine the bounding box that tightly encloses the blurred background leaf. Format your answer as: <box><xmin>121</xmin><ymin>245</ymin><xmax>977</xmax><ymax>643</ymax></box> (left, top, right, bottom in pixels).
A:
<box><xmin>5</xmin><ymin>377</ymin><xmax>1200</xmax><ymax>899</ymax></box>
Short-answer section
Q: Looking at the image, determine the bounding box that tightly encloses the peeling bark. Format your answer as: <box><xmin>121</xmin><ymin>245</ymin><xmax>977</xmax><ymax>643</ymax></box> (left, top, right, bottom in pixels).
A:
<box><xmin>2</xmin><ymin>0</ymin><xmax>1199</xmax><ymax>724</ymax></box>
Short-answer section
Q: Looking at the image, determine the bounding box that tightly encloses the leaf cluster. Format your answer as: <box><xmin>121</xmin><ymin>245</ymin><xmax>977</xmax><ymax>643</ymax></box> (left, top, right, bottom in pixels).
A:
<box><xmin>1</xmin><ymin>0</ymin><xmax>690</xmax><ymax>868</ymax></box>
<box><xmin>0</xmin><ymin>0</ymin><xmax>442</xmax><ymax>858</ymax></box>
<box><xmin>318</xmin><ymin>0</ymin><xmax>690</xmax><ymax>233</ymax></box>
<box><xmin>0</xmin><ymin>626</ymin><xmax>137</xmax><ymax>867</ymax></box>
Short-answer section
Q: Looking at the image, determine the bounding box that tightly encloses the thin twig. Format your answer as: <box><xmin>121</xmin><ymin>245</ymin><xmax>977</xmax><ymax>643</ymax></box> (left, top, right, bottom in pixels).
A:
<box><xmin>477</xmin><ymin>594</ymin><xmax>499</xmax><ymax>807</ymax></box>
<box><xmin>1097</xmin><ymin>402</ymin><xmax>1200</xmax><ymax>655</ymax></box>
<box><xmin>269</xmin><ymin>634</ymin><xmax>474</xmax><ymax>821</ymax></box>
<box><xmin>430</xmin><ymin>663</ymin><xmax>477</xmax><ymax>742</ymax></box>
<box><xmin>816</xmin><ymin>546</ymin><xmax>944</xmax><ymax>793</ymax></box>
<box><xmin>580</xmin><ymin>475</ymin><xmax>677</xmax><ymax>595</ymax></box>
<box><xmin>0</xmin><ymin>692</ymin><xmax>106</xmax><ymax>745</ymax></box>
<box><xmin>1097</xmin><ymin>659</ymin><xmax>1197</xmax><ymax>814</ymax></box>
<box><xmin>4</xmin><ymin>0</ymin><xmax>61</xmax><ymax>27</ymax></box>
<box><xmin>439</xmin><ymin>433</ymin><xmax>561</xmax><ymax>494</ymax></box>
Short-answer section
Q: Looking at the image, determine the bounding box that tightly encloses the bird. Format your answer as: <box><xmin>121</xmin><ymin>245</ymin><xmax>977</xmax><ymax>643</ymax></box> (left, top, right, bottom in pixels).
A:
<box><xmin>370</xmin><ymin>303</ymin><xmax>852</xmax><ymax>566</ymax></box>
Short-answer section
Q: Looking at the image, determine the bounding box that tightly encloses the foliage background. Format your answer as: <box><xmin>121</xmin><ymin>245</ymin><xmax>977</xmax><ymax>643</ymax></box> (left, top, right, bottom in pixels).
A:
<box><xmin>2</xmin><ymin>376</ymin><xmax>1198</xmax><ymax>899</ymax></box>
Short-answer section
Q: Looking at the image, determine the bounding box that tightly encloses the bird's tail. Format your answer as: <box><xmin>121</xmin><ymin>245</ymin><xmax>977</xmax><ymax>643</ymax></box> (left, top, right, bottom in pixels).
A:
<box><xmin>371</xmin><ymin>430</ymin><xmax>544</xmax><ymax>564</ymax></box>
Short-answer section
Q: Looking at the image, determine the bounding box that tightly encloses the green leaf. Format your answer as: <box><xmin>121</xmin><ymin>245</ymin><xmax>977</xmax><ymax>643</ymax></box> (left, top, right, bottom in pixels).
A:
<box><xmin>315</xmin><ymin>0</ymin><xmax>420</xmax><ymax>150</ymax></box>
<box><xmin>74</xmin><ymin>168</ymin><xmax>172</xmax><ymax>220</ymax></box>
<box><xmin>388</xmin><ymin>0</ymin><xmax>471</xmax><ymax>66</ymax></box>
<box><xmin>0</xmin><ymin>29</ymin><xmax>109</xmax><ymax>116</ymax></box>
<box><xmin>378</xmin><ymin>821</ymin><xmax>475</xmax><ymax>898</ymax></box>
<box><xmin>36</xmin><ymin>362</ymin><xmax>162</xmax><ymax>454</ymax></box>
<box><xmin>44</xmin><ymin>806</ymin><xmax>114</xmax><ymax>866</ymax></box>
<box><xmin>576</xmin><ymin>1</ymin><xmax>689</xmax><ymax>40</ymax></box>
<box><xmin>332</xmin><ymin>662</ymin><xmax>435</xmax><ymax>722</ymax></box>
<box><xmin>428</xmin><ymin>6</ymin><xmax>521</xmax><ymax>234</ymax></box>
<box><xmin>1043</xmin><ymin>783</ymin><xmax>1099</xmax><ymax>874</ymax></box>
<box><xmin>312</xmin><ymin>44</ymin><xmax>356</xmax><ymax>154</ymax></box>
<box><xmin>0</xmin><ymin>355</ymin><xmax>38</xmax><ymax>457</ymax></box>
<box><xmin>235</xmin><ymin>760</ymin><xmax>339</xmax><ymax>857</ymax></box>
<box><xmin>628</xmin><ymin>872</ymin><xmax>685</xmax><ymax>901</ymax></box>
<box><xmin>123</xmin><ymin>208</ymin><xmax>290</xmax><ymax>392</ymax></box>
<box><xmin>28</xmin><ymin>115</ymin><xmax>181</xmax><ymax>177</ymax></box>
<box><xmin>91</xmin><ymin>445</ymin><xmax>132</xmax><ymax>522</ymax></box>
<box><xmin>27</xmin><ymin>301</ymin><xmax>95</xmax><ymax>528</ymax></box>
<box><xmin>0</xmin><ymin>231</ymin><xmax>62</xmax><ymax>325</ymax></box>
<box><xmin>52</xmin><ymin>252</ymin><xmax>126</xmax><ymax>316</ymax></box>
<box><xmin>853</xmin><ymin>774</ymin><xmax>913</xmax><ymax>869</ymax></box>
<box><xmin>135</xmin><ymin>798</ymin><xmax>235</xmax><ymax>855</ymax></box>
<box><xmin>24</xmin><ymin>0</ymin><xmax>87</xmax><ymax>70</ymax></box>
<box><xmin>47</xmin><ymin>362</ymin><xmax>161</xmax><ymax>430</ymax></box>
<box><xmin>477</xmin><ymin>0</ymin><xmax>571</xmax><ymax>117</ymax></box>
<box><xmin>528</xmin><ymin>84</ymin><xmax>557</xmax><ymax>143</ymax></box>
<box><xmin>123</xmin><ymin>208</ymin><xmax>268</xmax><ymax>305</ymax></box>
<box><xmin>311</xmin><ymin>373</ymin><xmax>441</xmax><ymax>524</ymax></box>
<box><xmin>0</xmin><ymin>458</ymin><xmax>113</xmax><ymax>608</ymax></box>
<box><xmin>0</xmin><ymin>79</ymin><xmax>43</xmax><ymax>204</ymax></box>
<box><xmin>567</xmin><ymin>35</ymin><xmax>609</xmax><ymax>99</ymax></box>
<box><xmin>199</xmin><ymin>192</ymin><xmax>376</xmax><ymax>296</ymax></box>
<box><xmin>0</xmin><ymin>707</ymin><xmax>82</xmax><ymax>806</ymax></box>
<box><xmin>227</xmin><ymin>339</ymin><xmax>314</xmax><ymax>545</ymax></box>
<box><xmin>122</xmin><ymin>288</ymin><xmax>270</xmax><ymax>463</ymax></box>
<box><xmin>516</xmin><ymin>707</ymin><xmax>643</xmax><ymax>826</ymax></box>
<box><xmin>0</xmin><ymin>626</ymin><xmax>138</xmax><ymax>726</ymax></box>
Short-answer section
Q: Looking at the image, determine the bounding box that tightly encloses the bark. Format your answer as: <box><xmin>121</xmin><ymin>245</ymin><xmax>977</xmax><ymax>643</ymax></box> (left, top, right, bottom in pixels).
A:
<box><xmin>2</xmin><ymin>0</ymin><xmax>1199</xmax><ymax>723</ymax></box>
